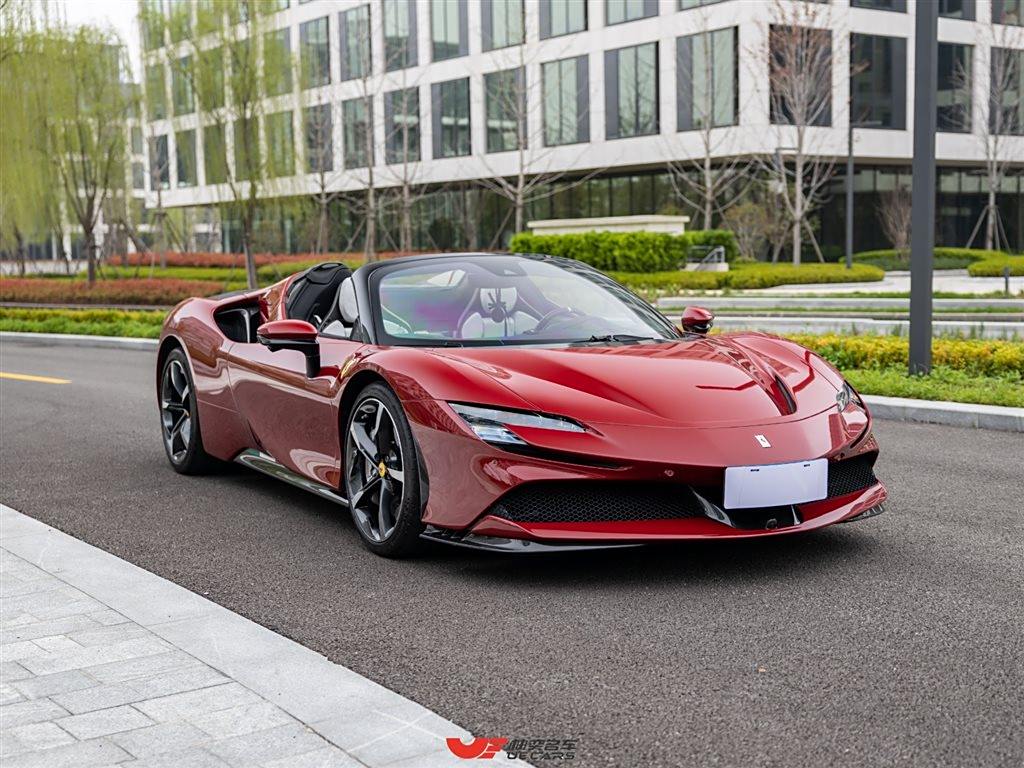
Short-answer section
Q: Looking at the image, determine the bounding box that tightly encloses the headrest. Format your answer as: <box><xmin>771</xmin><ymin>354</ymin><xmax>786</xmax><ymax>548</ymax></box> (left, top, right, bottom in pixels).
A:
<box><xmin>338</xmin><ymin>277</ymin><xmax>358</xmax><ymax>324</ymax></box>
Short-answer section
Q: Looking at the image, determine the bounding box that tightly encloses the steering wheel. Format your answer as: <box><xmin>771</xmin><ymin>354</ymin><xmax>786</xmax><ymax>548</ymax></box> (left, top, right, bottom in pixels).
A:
<box><xmin>532</xmin><ymin>307</ymin><xmax>584</xmax><ymax>333</ymax></box>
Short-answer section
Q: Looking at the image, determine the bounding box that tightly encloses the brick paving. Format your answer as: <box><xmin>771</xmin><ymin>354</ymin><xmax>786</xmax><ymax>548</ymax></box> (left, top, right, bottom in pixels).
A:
<box><xmin>0</xmin><ymin>548</ymin><xmax>361</xmax><ymax>767</ymax></box>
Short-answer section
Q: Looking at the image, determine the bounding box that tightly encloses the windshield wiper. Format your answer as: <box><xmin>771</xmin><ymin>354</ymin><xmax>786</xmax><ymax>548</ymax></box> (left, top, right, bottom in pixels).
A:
<box><xmin>582</xmin><ymin>334</ymin><xmax>661</xmax><ymax>344</ymax></box>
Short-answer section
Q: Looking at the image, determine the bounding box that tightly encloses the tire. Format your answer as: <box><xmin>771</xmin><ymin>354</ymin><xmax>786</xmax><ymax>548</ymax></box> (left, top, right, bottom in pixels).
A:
<box><xmin>343</xmin><ymin>382</ymin><xmax>424</xmax><ymax>557</ymax></box>
<box><xmin>159</xmin><ymin>348</ymin><xmax>217</xmax><ymax>475</ymax></box>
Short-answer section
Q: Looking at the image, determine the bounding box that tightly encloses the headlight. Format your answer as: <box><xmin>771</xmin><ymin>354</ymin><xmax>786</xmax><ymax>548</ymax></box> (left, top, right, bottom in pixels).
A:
<box><xmin>449</xmin><ymin>403</ymin><xmax>586</xmax><ymax>446</ymax></box>
<box><xmin>836</xmin><ymin>381</ymin><xmax>859</xmax><ymax>411</ymax></box>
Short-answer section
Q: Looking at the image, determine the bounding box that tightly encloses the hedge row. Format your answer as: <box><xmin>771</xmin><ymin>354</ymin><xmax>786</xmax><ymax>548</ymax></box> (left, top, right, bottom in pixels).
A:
<box><xmin>509</xmin><ymin>230</ymin><xmax>739</xmax><ymax>272</ymax></box>
<box><xmin>786</xmin><ymin>333</ymin><xmax>1024</xmax><ymax>377</ymax></box>
<box><xmin>0</xmin><ymin>278</ymin><xmax>227</xmax><ymax>305</ymax></box>
<box><xmin>853</xmin><ymin>248</ymin><xmax>1006</xmax><ymax>271</ymax></box>
<box><xmin>612</xmin><ymin>263</ymin><xmax>885</xmax><ymax>293</ymax></box>
<box><xmin>967</xmin><ymin>254</ymin><xmax>1024</xmax><ymax>277</ymax></box>
<box><xmin>0</xmin><ymin>307</ymin><xmax>165</xmax><ymax>338</ymax></box>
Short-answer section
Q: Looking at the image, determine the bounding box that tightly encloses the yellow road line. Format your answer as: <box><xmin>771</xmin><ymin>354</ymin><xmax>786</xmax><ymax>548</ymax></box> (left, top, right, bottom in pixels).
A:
<box><xmin>0</xmin><ymin>372</ymin><xmax>72</xmax><ymax>385</ymax></box>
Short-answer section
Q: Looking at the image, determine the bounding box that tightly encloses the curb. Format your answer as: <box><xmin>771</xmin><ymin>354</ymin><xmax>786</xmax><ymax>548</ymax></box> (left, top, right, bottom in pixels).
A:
<box><xmin>3</xmin><ymin>331</ymin><xmax>1021</xmax><ymax>432</ymax></box>
<box><xmin>0</xmin><ymin>504</ymin><xmax>509</xmax><ymax>767</ymax></box>
<box><xmin>862</xmin><ymin>395</ymin><xmax>1024</xmax><ymax>433</ymax></box>
<box><xmin>0</xmin><ymin>331</ymin><xmax>158</xmax><ymax>350</ymax></box>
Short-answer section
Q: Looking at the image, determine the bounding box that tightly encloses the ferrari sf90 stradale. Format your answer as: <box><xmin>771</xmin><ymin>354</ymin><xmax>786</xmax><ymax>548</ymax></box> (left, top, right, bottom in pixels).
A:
<box><xmin>157</xmin><ymin>253</ymin><xmax>886</xmax><ymax>556</ymax></box>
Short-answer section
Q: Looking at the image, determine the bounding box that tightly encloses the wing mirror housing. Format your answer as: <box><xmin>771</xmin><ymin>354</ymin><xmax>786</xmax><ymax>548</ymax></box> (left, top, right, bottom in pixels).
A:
<box><xmin>680</xmin><ymin>306</ymin><xmax>714</xmax><ymax>335</ymax></box>
<box><xmin>257</xmin><ymin>319</ymin><xmax>321</xmax><ymax>377</ymax></box>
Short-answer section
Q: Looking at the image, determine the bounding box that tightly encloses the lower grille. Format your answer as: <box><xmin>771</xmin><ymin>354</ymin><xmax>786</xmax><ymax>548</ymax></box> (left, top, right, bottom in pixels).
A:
<box><xmin>491</xmin><ymin>482</ymin><xmax>704</xmax><ymax>524</ymax></box>
<box><xmin>827</xmin><ymin>453</ymin><xmax>878</xmax><ymax>498</ymax></box>
<box><xmin>491</xmin><ymin>454</ymin><xmax>880</xmax><ymax>525</ymax></box>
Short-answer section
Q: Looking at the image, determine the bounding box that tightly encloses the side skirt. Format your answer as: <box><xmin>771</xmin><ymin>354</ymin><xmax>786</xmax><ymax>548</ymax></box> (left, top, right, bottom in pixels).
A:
<box><xmin>234</xmin><ymin>449</ymin><xmax>349</xmax><ymax>508</ymax></box>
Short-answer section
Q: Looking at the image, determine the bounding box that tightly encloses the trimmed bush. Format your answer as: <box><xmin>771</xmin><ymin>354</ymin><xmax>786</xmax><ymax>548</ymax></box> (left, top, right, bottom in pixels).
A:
<box><xmin>0</xmin><ymin>278</ymin><xmax>226</xmax><ymax>305</ymax></box>
<box><xmin>785</xmin><ymin>333</ymin><xmax>1024</xmax><ymax>377</ymax></box>
<box><xmin>611</xmin><ymin>263</ymin><xmax>884</xmax><ymax>295</ymax></box>
<box><xmin>853</xmin><ymin>247</ymin><xmax>1004</xmax><ymax>271</ymax></box>
<box><xmin>509</xmin><ymin>230</ymin><xmax>739</xmax><ymax>272</ymax></box>
<box><xmin>967</xmin><ymin>254</ymin><xmax>1024</xmax><ymax>277</ymax></box>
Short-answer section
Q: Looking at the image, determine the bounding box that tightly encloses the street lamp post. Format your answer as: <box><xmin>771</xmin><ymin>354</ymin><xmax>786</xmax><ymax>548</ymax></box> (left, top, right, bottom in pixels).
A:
<box><xmin>909</xmin><ymin>0</ymin><xmax>938</xmax><ymax>375</ymax></box>
<box><xmin>845</xmin><ymin>114</ymin><xmax>881</xmax><ymax>270</ymax></box>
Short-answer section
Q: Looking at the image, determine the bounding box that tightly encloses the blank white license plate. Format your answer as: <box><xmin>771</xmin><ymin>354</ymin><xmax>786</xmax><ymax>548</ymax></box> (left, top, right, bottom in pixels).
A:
<box><xmin>723</xmin><ymin>459</ymin><xmax>828</xmax><ymax>509</ymax></box>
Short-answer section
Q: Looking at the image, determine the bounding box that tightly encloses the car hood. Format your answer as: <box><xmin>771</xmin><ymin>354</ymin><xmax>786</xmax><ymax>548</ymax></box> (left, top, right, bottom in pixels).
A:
<box><xmin>429</xmin><ymin>334</ymin><xmax>843</xmax><ymax>428</ymax></box>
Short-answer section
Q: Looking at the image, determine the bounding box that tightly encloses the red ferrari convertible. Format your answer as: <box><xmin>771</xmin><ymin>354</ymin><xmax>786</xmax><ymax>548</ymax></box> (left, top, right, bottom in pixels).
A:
<box><xmin>157</xmin><ymin>253</ymin><xmax>887</xmax><ymax>557</ymax></box>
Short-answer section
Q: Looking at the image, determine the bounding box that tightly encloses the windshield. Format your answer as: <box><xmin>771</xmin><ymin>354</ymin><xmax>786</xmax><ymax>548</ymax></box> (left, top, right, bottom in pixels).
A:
<box><xmin>370</xmin><ymin>256</ymin><xmax>677</xmax><ymax>346</ymax></box>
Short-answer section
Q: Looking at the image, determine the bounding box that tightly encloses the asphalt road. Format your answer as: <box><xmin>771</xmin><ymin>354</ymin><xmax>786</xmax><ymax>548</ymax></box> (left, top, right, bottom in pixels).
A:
<box><xmin>2</xmin><ymin>341</ymin><xmax>1022</xmax><ymax>768</ymax></box>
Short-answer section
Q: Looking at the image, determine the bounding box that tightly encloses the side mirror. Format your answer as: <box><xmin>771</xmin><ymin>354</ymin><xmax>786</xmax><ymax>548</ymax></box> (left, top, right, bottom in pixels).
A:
<box><xmin>680</xmin><ymin>306</ymin><xmax>714</xmax><ymax>335</ymax></box>
<box><xmin>257</xmin><ymin>319</ymin><xmax>321</xmax><ymax>377</ymax></box>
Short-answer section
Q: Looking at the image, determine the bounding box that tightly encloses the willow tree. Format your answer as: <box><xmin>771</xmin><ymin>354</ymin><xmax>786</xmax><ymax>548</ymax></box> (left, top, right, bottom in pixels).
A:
<box><xmin>169</xmin><ymin>0</ymin><xmax>293</xmax><ymax>288</ymax></box>
<box><xmin>39</xmin><ymin>26</ymin><xmax>137</xmax><ymax>283</ymax></box>
<box><xmin>0</xmin><ymin>16</ymin><xmax>60</xmax><ymax>274</ymax></box>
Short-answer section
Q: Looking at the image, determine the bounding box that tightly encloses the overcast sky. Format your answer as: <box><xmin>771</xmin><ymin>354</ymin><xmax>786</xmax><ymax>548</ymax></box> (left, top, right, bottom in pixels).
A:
<box><xmin>55</xmin><ymin>0</ymin><xmax>141</xmax><ymax>76</ymax></box>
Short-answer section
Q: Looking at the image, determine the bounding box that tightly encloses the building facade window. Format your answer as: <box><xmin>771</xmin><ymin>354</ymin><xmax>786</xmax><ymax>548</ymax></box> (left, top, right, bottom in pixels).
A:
<box><xmin>606</xmin><ymin>0</ymin><xmax>657</xmax><ymax>26</ymax></box>
<box><xmin>483</xmin><ymin>0</ymin><xmax>524</xmax><ymax>51</ymax></box>
<box><xmin>340</xmin><ymin>5</ymin><xmax>372</xmax><ymax>81</ymax></box>
<box><xmin>197</xmin><ymin>48</ymin><xmax>225</xmax><ymax>110</ymax></box>
<box><xmin>605</xmin><ymin>42</ymin><xmax>659</xmax><ymax>139</ymax></box>
<box><xmin>677</xmin><ymin>27</ymin><xmax>737</xmax><ymax>131</ymax></box>
<box><xmin>168</xmin><ymin>0</ymin><xmax>192</xmax><ymax>44</ymax></box>
<box><xmin>540</xmin><ymin>0</ymin><xmax>586</xmax><ymax>38</ymax></box>
<box><xmin>769</xmin><ymin>25</ymin><xmax>832</xmax><ymax>127</ymax></box>
<box><xmin>266</xmin><ymin>111</ymin><xmax>295</xmax><ymax>177</ymax></box>
<box><xmin>343</xmin><ymin>98</ymin><xmax>373</xmax><ymax>168</ymax></box>
<box><xmin>679</xmin><ymin>0</ymin><xmax>728</xmax><ymax>8</ymax></box>
<box><xmin>149</xmin><ymin>135</ymin><xmax>169</xmax><ymax>190</ymax></box>
<box><xmin>938</xmin><ymin>0</ymin><xmax>974</xmax><ymax>19</ymax></box>
<box><xmin>991</xmin><ymin>47</ymin><xmax>1023</xmax><ymax>135</ymax></box>
<box><xmin>233</xmin><ymin>118</ymin><xmax>260</xmax><ymax>181</ymax></box>
<box><xmin>431</xmin><ymin>78</ymin><xmax>471</xmax><ymax>157</ymax></box>
<box><xmin>993</xmin><ymin>0</ymin><xmax>1022</xmax><ymax>25</ymax></box>
<box><xmin>203</xmin><ymin>124</ymin><xmax>227</xmax><ymax>184</ymax></box>
<box><xmin>171</xmin><ymin>57</ymin><xmax>194</xmax><ymax>116</ymax></box>
<box><xmin>937</xmin><ymin>42</ymin><xmax>971</xmax><ymax>132</ymax></box>
<box><xmin>542</xmin><ymin>55</ymin><xmax>589</xmax><ymax>146</ymax></box>
<box><xmin>850</xmin><ymin>0</ymin><xmax>906</xmax><ymax>11</ymax></box>
<box><xmin>384</xmin><ymin>88</ymin><xmax>421</xmax><ymax>163</ymax></box>
<box><xmin>146</xmin><ymin>64</ymin><xmax>166</xmax><ymax>121</ymax></box>
<box><xmin>132</xmin><ymin>161</ymin><xmax>145</xmax><ymax>190</ymax></box>
<box><xmin>131</xmin><ymin>127</ymin><xmax>143</xmax><ymax>155</ymax></box>
<box><xmin>263</xmin><ymin>29</ymin><xmax>292</xmax><ymax>96</ymax></box>
<box><xmin>431</xmin><ymin>0</ymin><xmax>468</xmax><ymax>61</ymax></box>
<box><xmin>485</xmin><ymin>68</ymin><xmax>525</xmax><ymax>152</ymax></box>
<box><xmin>850</xmin><ymin>33</ymin><xmax>906</xmax><ymax>129</ymax></box>
<box><xmin>300</xmin><ymin>17</ymin><xmax>330</xmax><ymax>89</ymax></box>
<box><xmin>383</xmin><ymin>0</ymin><xmax>418</xmax><ymax>70</ymax></box>
<box><xmin>304</xmin><ymin>103</ymin><xmax>334</xmax><ymax>173</ymax></box>
<box><xmin>175</xmin><ymin>129</ymin><xmax>196</xmax><ymax>187</ymax></box>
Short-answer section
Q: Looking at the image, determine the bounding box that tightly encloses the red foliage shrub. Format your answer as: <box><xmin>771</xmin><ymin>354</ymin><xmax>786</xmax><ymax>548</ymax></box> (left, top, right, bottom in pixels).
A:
<box><xmin>0</xmin><ymin>278</ymin><xmax>225</xmax><ymax>306</ymax></box>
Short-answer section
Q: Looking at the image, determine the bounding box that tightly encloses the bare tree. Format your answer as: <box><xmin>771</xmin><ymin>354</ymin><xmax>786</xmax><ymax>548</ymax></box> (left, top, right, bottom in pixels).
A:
<box><xmin>877</xmin><ymin>186</ymin><xmax>912</xmax><ymax>260</ymax></box>
<box><xmin>473</xmin><ymin>4</ymin><xmax>604</xmax><ymax>239</ymax></box>
<box><xmin>721</xmin><ymin>200</ymin><xmax>770</xmax><ymax>261</ymax></box>
<box><xmin>757</xmin><ymin>0</ymin><xmax>841</xmax><ymax>264</ymax></box>
<box><xmin>953</xmin><ymin>28</ymin><xmax>1023</xmax><ymax>251</ymax></box>
<box><xmin>666</xmin><ymin>6</ymin><xmax>752</xmax><ymax>230</ymax></box>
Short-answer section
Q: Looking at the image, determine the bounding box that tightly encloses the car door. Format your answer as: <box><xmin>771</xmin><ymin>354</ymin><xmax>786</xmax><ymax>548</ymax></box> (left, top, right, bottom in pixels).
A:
<box><xmin>226</xmin><ymin>334</ymin><xmax>365</xmax><ymax>489</ymax></box>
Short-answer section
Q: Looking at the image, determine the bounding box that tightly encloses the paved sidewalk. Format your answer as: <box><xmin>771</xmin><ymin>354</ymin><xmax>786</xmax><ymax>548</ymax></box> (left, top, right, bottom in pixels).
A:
<box><xmin>0</xmin><ymin>505</ymin><xmax>493</xmax><ymax>767</ymax></box>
